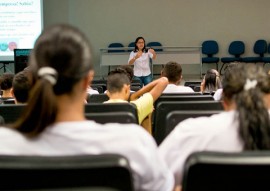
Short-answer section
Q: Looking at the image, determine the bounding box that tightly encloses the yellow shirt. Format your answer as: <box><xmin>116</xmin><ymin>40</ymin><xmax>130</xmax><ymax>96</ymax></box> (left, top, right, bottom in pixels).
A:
<box><xmin>104</xmin><ymin>93</ymin><xmax>154</xmax><ymax>124</ymax></box>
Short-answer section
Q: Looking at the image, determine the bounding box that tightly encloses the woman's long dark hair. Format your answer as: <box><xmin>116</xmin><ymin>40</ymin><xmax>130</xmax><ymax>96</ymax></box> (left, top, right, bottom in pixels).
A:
<box><xmin>204</xmin><ymin>69</ymin><xmax>221</xmax><ymax>93</ymax></box>
<box><xmin>223</xmin><ymin>63</ymin><xmax>270</xmax><ymax>150</ymax></box>
<box><xmin>12</xmin><ymin>24</ymin><xmax>93</xmax><ymax>137</ymax></box>
<box><xmin>133</xmin><ymin>37</ymin><xmax>147</xmax><ymax>53</ymax></box>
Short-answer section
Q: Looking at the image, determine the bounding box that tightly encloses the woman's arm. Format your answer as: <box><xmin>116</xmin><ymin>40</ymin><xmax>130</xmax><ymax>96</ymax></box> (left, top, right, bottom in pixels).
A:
<box><xmin>130</xmin><ymin>77</ymin><xmax>168</xmax><ymax>101</ymax></box>
<box><xmin>148</xmin><ymin>48</ymin><xmax>157</xmax><ymax>60</ymax></box>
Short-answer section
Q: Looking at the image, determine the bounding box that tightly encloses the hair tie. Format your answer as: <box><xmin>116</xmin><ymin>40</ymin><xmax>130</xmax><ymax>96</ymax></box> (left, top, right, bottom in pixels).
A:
<box><xmin>244</xmin><ymin>79</ymin><xmax>257</xmax><ymax>91</ymax></box>
<box><xmin>38</xmin><ymin>67</ymin><xmax>58</xmax><ymax>85</ymax></box>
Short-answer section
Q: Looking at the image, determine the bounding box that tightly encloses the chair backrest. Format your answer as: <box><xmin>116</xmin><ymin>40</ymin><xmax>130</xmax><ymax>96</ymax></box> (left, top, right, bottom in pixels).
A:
<box><xmin>153</xmin><ymin>101</ymin><xmax>223</xmax><ymax>145</ymax></box>
<box><xmin>85</xmin><ymin>103</ymin><xmax>139</xmax><ymax>124</ymax></box>
<box><xmin>85</xmin><ymin>111</ymin><xmax>138</xmax><ymax>124</ymax></box>
<box><xmin>228</xmin><ymin>41</ymin><xmax>245</xmax><ymax>57</ymax></box>
<box><xmin>146</xmin><ymin>41</ymin><xmax>163</xmax><ymax>52</ymax></box>
<box><xmin>202</xmin><ymin>40</ymin><xmax>219</xmax><ymax>56</ymax></box>
<box><xmin>165</xmin><ymin>110</ymin><xmax>222</xmax><ymax>136</ymax></box>
<box><xmin>182</xmin><ymin>151</ymin><xmax>270</xmax><ymax>191</ymax></box>
<box><xmin>128</xmin><ymin>42</ymin><xmax>135</xmax><ymax>52</ymax></box>
<box><xmin>0</xmin><ymin>154</ymin><xmax>134</xmax><ymax>191</ymax></box>
<box><xmin>184</xmin><ymin>81</ymin><xmax>202</xmax><ymax>91</ymax></box>
<box><xmin>0</xmin><ymin>104</ymin><xmax>25</xmax><ymax>124</ymax></box>
<box><xmin>108</xmin><ymin>43</ymin><xmax>125</xmax><ymax>53</ymax></box>
<box><xmin>253</xmin><ymin>39</ymin><xmax>267</xmax><ymax>56</ymax></box>
<box><xmin>87</xmin><ymin>94</ymin><xmax>109</xmax><ymax>103</ymax></box>
<box><xmin>154</xmin><ymin>94</ymin><xmax>214</xmax><ymax>109</ymax></box>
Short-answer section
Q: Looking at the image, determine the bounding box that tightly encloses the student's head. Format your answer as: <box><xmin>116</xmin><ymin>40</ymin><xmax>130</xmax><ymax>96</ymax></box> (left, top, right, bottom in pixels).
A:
<box><xmin>118</xmin><ymin>65</ymin><xmax>134</xmax><ymax>82</ymax></box>
<box><xmin>134</xmin><ymin>37</ymin><xmax>146</xmax><ymax>52</ymax></box>
<box><xmin>161</xmin><ymin>61</ymin><xmax>182</xmax><ymax>84</ymax></box>
<box><xmin>203</xmin><ymin>69</ymin><xmax>221</xmax><ymax>93</ymax></box>
<box><xmin>13</xmin><ymin>24</ymin><xmax>93</xmax><ymax>136</ymax></box>
<box><xmin>223</xmin><ymin>63</ymin><xmax>270</xmax><ymax>150</ymax></box>
<box><xmin>107</xmin><ymin>68</ymin><xmax>131</xmax><ymax>100</ymax></box>
<box><xmin>11</xmin><ymin>70</ymin><xmax>32</xmax><ymax>104</ymax></box>
<box><xmin>0</xmin><ymin>73</ymin><xmax>14</xmax><ymax>90</ymax></box>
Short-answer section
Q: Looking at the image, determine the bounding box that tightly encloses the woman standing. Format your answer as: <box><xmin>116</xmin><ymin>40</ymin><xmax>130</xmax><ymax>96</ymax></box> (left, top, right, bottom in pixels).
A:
<box><xmin>128</xmin><ymin>37</ymin><xmax>156</xmax><ymax>86</ymax></box>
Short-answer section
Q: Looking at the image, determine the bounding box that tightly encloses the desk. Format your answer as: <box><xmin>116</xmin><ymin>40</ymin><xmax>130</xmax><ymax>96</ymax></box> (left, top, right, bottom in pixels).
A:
<box><xmin>100</xmin><ymin>46</ymin><xmax>202</xmax><ymax>77</ymax></box>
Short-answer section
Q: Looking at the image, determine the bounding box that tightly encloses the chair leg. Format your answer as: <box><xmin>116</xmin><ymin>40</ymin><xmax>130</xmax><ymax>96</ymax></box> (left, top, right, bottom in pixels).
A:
<box><xmin>216</xmin><ymin>63</ymin><xmax>218</xmax><ymax>71</ymax></box>
<box><xmin>220</xmin><ymin>63</ymin><xmax>226</xmax><ymax>75</ymax></box>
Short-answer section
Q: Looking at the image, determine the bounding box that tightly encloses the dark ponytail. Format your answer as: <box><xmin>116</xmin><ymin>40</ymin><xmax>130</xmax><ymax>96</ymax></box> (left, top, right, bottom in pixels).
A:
<box><xmin>223</xmin><ymin>63</ymin><xmax>270</xmax><ymax>150</ymax></box>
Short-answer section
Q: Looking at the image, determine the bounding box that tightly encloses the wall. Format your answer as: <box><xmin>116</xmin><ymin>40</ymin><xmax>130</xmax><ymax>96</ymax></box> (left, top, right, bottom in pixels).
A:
<box><xmin>43</xmin><ymin>0</ymin><xmax>270</xmax><ymax>78</ymax></box>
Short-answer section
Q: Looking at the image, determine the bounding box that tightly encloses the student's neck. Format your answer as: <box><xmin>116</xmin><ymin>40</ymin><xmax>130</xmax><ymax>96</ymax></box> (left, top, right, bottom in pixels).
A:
<box><xmin>108</xmin><ymin>93</ymin><xmax>127</xmax><ymax>101</ymax></box>
<box><xmin>55</xmin><ymin>94</ymin><xmax>86</xmax><ymax>122</ymax></box>
<box><xmin>2</xmin><ymin>90</ymin><xmax>13</xmax><ymax>98</ymax></box>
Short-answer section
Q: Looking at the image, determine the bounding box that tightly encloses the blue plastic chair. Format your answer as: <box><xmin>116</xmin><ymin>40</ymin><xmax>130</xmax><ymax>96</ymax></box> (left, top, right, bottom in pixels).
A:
<box><xmin>202</xmin><ymin>40</ymin><xmax>219</xmax><ymax>71</ymax></box>
<box><xmin>127</xmin><ymin>42</ymin><xmax>135</xmax><ymax>52</ymax></box>
<box><xmin>242</xmin><ymin>39</ymin><xmax>267</xmax><ymax>63</ymax></box>
<box><xmin>220</xmin><ymin>41</ymin><xmax>245</xmax><ymax>74</ymax></box>
<box><xmin>146</xmin><ymin>42</ymin><xmax>163</xmax><ymax>52</ymax></box>
<box><xmin>108</xmin><ymin>43</ymin><xmax>125</xmax><ymax>53</ymax></box>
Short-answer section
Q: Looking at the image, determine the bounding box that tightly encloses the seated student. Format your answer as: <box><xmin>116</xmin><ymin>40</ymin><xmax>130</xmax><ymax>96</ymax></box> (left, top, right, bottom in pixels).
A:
<box><xmin>0</xmin><ymin>72</ymin><xmax>14</xmax><ymax>98</ymax></box>
<box><xmin>0</xmin><ymin>24</ymin><xmax>174</xmax><ymax>191</ymax></box>
<box><xmin>105</xmin><ymin>68</ymin><xmax>168</xmax><ymax>132</ymax></box>
<box><xmin>200</xmin><ymin>68</ymin><xmax>222</xmax><ymax>94</ymax></box>
<box><xmin>213</xmin><ymin>63</ymin><xmax>238</xmax><ymax>101</ymax></box>
<box><xmin>11</xmin><ymin>70</ymin><xmax>32</xmax><ymax>104</ymax></box>
<box><xmin>161</xmin><ymin>61</ymin><xmax>194</xmax><ymax>93</ymax></box>
<box><xmin>159</xmin><ymin>63</ymin><xmax>270</xmax><ymax>188</ymax></box>
<box><xmin>0</xmin><ymin>73</ymin><xmax>15</xmax><ymax>104</ymax></box>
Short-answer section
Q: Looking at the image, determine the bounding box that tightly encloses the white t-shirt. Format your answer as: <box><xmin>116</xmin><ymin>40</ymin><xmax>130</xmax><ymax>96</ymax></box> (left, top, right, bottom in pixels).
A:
<box><xmin>213</xmin><ymin>88</ymin><xmax>223</xmax><ymax>101</ymax></box>
<box><xmin>87</xmin><ymin>87</ymin><xmax>99</xmax><ymax>95</ymax></box>
<box><xmin>163</xmin><ymin>84</ymin><xmax>194</xmax><ymax>93</ymax></box>
<box><xmin>158</xmin><ymin>110</ymin><xmax>244</xmax><ymax>186</ymax></box>
<box><xmin>0</xmin><ymin>121</ymin><xmax>174</xmax><ymax>191</ymax></box>
<box><xmin>128</xmin><ymin>51</ymin><xmax>153</xmax><ymax>77</ymax></box>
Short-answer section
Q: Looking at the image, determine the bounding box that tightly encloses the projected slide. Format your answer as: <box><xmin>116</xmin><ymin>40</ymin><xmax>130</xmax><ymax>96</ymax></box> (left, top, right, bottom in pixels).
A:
<box><xmin>0</xmin><ymin>0</ymin><xmax>43</xmax><ymax>61</ymax></box>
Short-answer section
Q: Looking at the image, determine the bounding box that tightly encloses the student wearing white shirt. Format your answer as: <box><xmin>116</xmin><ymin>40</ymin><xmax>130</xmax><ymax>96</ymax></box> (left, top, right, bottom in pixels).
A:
<box><xmin>159</xmin><ymin>63</ymin><xmax>270</xmax><ymax>188</ymax></box>
<box><xmin>0</xmin><ymin>24</ymin><xmax>174</xmax><ymax>191</ymax></box>
<box><xmin>128</xmin><ymin>37</ymin><xmax>156</xmax><ymax>86</ymax></box>
<box><xmin>161</xmin><ymin>61</ymin><xmax>194</xmax><ymax>93</ymax></box>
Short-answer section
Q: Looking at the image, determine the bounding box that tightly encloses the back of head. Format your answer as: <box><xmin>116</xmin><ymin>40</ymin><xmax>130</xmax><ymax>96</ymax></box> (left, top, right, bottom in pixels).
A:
<box><xmin>118</xmin><ymin>65</ymin><xmax>134</xmax><ymax>82</ymax></box>
<box><xmin>204</xmin><ymin>69</ymin><xmax>221</xmax><ymax>93</ymax></box>
<box><xmin>0</xmin><ymin>73</ymin><xmax>14</xmax><ymax>90</ymax></box>
<box><xmin>162</xmin><ymin>61</ymin><xmax>182</xmax><ymax>84</ymax></box>
<box><xmin>223</xmin><ymin>63</ymin><xmax>270</xmax><ymax>150</ymax></box>
<box><xmin>13</xmin><ymin>24</ymin><xmax>93</xmax><ymax>137</ymax></box>
<box><xmin>107</xmin><ymin>68</ymin><xmax>130</xmax><ymax>94</ymax></box>
<box><xmin>12</xmin><ymin>70</ymin><xmax>32</xmax><ymax>103</ymax></box>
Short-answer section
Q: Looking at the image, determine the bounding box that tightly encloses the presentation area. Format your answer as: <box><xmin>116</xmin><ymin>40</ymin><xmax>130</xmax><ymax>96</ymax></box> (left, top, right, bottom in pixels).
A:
<box><xmin>0</xmin><ymin>0</ymin><xmax>43</xmax><ymax>61</ymax></box>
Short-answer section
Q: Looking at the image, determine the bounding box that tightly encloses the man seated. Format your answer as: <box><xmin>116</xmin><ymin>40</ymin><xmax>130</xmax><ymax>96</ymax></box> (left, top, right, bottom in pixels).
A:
<box><xmin>105</xmin><ymin>68</ymin><xmax>168</xmax><ymax>133</ymax></box>
<box><xmin>0</xmin><ymin>72</ymin><xmax>15</xmax><ymax>104</ymax></box>
<box><xmin>11</xmin><ymin>70</ymin><xmax>32</xmax><ymax>104</ymax></box>
<box><xmin>161</xmin><ymin>61</ymin><xmax>194</xmax><ymax>93</ymax></box>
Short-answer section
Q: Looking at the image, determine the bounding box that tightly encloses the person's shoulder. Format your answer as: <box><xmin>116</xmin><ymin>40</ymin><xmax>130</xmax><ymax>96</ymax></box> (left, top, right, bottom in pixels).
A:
<box><xmin>174</xmin><ymin>111</ymin><xmax>236</xmax><ymax>136</ymax></box>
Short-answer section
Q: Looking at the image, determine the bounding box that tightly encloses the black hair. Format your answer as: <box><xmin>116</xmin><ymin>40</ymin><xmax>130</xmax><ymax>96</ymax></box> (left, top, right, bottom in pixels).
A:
<box><xmin>162</xmin><ymin>61</ymin><xmax>182</xmax><ymax>83</ymax></box>
<box><xmin>12</xmin><ymin>70</ymin><xmax>32</xmax><ymax>103</ymax></box>
<box><xmin>204</xmin><ymin>69</ymin><xmax>221</xmax><ymax>93</ymax></box>
<box><xmin>0</xmin><ymin>73</ymin><xmax>14</xmax><ymax>90</ymax></box>
<box><xmin>107</xmin><ymin>68</ymin><xmax>130</xmax><ymax>94</ymax></box>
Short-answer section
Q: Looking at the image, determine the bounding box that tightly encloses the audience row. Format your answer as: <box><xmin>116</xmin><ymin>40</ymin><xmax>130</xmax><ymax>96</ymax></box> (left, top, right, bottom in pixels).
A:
<box><xmin>0</xmin><ymin>24</ymin><xmax>270</xmax><ymax>191</ymax></box>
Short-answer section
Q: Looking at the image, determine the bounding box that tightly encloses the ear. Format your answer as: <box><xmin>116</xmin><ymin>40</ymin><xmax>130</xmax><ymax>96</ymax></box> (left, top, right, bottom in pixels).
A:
<box><xmin>161</xmin><ymin>69</ymin><xmax>164</xmax><ymax>77</ymax></box>
<box><xmin>83</xmin><ymin>70</ymin><xmax>94</xmax><ymax>90</ymax></box>
<box><xmin>123</xmin><ymin>84</ymin><xmax>131</xmax><ymax>99</ymax></box>
<box><xmin>10</xmin><ymin>88</ymin><xmax>14</xmax><ymax>97</ymax></box>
